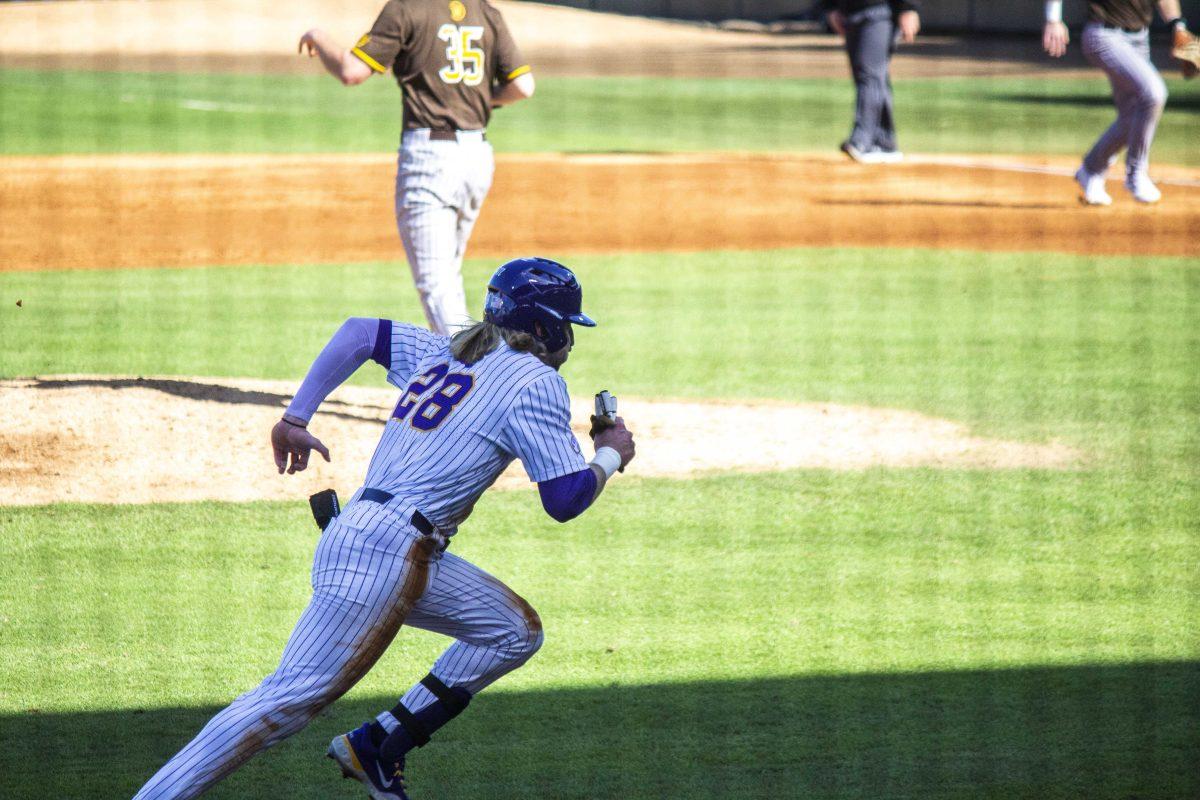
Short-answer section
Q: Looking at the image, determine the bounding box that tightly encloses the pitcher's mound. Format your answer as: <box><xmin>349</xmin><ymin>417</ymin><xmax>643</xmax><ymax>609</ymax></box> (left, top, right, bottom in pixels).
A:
<box><xmin>0</xmin><ymin>376</ymin><xmax>1080</xmax><ymax>506</ymax></box>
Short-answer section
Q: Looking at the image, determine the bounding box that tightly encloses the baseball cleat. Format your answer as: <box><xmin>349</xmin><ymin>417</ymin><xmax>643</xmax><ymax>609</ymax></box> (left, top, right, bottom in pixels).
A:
<box><xmin>840</xmin><ymin>141</ymin><xmax>869</xmax><ymax>163</ymax></box>
<box><xmin>327</xmin><ymin>723</ymin><xmax>411</xmax><ymax>800</ymax></box>
<box><xmin>871</xmin><ymin>148</ymin><xmax>904</xmax><ymax>164</ymax></box>
<box><xmin>1075</xmin><ymin>167</ymin><xmax>1112</xmax><ymax>206</ymax></box>
<box><xmin>1124</xmin><ymin>173</ymin><xmax>1161</xmax><ymax>204</ymax></box>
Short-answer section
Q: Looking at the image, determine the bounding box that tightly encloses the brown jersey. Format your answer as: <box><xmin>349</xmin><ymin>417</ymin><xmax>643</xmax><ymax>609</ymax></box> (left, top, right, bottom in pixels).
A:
<box><xmin>1088</xmin><ymin>0</ymin><xmax>1155</xmax><ymax>30</ymax></box>
<box><xmin>352</xmin><ymin>0</ymin><xmax>528</xmax><ymax>131</ymax></box>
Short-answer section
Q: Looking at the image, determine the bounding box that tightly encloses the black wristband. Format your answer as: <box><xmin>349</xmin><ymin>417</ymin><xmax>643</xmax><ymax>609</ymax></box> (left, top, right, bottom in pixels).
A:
<box><xmin>1168</xmin><ymin>17</ymin><xmax>1186</xmax><ymax>29</ymax></box>
<box><xmin>281</xmin><ymin>416</ymin><xmax>307</xmax><ymax>429</ymax></box>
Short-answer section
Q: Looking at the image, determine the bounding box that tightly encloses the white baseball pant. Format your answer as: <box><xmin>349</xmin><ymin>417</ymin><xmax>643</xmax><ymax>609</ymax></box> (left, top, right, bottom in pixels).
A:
<box><xmin>1080</xmin><ymin>23</ymin><xmax>1168</xmax><ymax>179</ymax></box>
<box><xmin>396</xmin><ymin>129</ymin><xmax>495</xmax><ymax>336</ymax></box>
<box><xmin>131</xmin><ymin>500</ymin><xmax>542</xmax><ymax>800</ymax></box>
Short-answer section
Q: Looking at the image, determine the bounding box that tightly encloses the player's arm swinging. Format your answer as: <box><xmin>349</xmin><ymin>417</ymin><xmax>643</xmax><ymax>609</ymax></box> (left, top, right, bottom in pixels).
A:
<box><xmin>271</xmin><ymin>317</ymin><xmax>390</xmax><ymax>474</ymax></box>
<box><xmin>298</xmin><ymin>28</ymin><xmax>375</xmax><ymax>86</ymax></box>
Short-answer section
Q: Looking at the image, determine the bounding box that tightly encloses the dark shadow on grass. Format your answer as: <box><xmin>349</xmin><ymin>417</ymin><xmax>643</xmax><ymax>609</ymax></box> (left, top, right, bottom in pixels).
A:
<box><xmin>1</xmin><ymin>661</ymin><xmax>1196</xmax><ymax>799</ymax></box>
<box><xmin>24</xmin><ymin>377</ymin><xmax>386</xmax><ymax>424</ymax></box>
<box><xmin>999</xmin><ymin>93</ymin><xmax>1200</xmax><ymax>112</ymax></box>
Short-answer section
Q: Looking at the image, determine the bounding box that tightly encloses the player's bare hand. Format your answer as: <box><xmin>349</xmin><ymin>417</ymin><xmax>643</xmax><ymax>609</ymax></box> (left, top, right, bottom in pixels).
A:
<box><xmin>897</xmin><ymin>11</ymin><xmax>920</xmax><ymax>43</ymax></box>
<box><xmin>827</xmin><ymin>10</ymin><xmax>846</xmax><ymax>37</ymax></box>
<box><xmin>298</xmin><ymin>29</ymin><xmax>321</xmax><ymax>57</ymax></box>
<box><xmin>594</xmin><ymin>416</ymin><xmax>635</xmax><ymax>470</ymax></box>
<box><xmin>1043</xmin><ymin>21</ymin><xmax>1069</xmax><ymax>58</ymax></box>
<box><xmin>271</xmin><ymin>419</ymin><xmax>331</xmax><ymax>475</ymax></box>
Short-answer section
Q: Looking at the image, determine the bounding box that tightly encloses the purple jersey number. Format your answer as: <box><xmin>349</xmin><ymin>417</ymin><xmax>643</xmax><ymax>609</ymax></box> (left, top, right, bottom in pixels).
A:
<box><xmin>412</xmin><ymin>373</ymin><xmax>474</xmax><ymax>430</ymax></box>
<box><xmin>393</xmin><ymin>364</ymin><xmax>474</xmax><ymax>431</ymax></box>
<box><xmin>393</xmin><ymin>364</ymin><xmax>448</xmax><ymax>421</ymax></box>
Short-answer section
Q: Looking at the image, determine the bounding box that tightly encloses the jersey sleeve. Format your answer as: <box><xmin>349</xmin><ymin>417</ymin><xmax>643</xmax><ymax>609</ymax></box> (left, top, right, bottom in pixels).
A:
<box><xmin>500</xmin><ymin>375</ymin><xmax>588</xmax><ymax>482</ymax></box>
<box><xmin>351</xmin><ymin>0</ymin><xmax>408</xmax><ymax>74</ymax></box>
<box><xmin>488</xmin><ymin>5</ymin><xmax>529</xmax><ymax>83</ymax></box>
<box><xmin>372</xmin><ymin>319</ymin><xmax>449</xmax><ymax>388</ymax></box>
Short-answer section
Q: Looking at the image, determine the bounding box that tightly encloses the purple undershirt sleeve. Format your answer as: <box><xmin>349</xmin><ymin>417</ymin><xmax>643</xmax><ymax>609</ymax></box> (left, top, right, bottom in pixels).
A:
<box><xmin>371</xmin><ymin>318</ymin><xmax>392</xmax><ymax>368</ymax></box>
<box><xmin>537</xmin><ymin>467</ymin><xmax>598</xmax><ymax>523</ymax></box>
<box><xmin>284</xmin><ymin>317</ymin><xmax>380</xmax><ymax>423</ymax></box>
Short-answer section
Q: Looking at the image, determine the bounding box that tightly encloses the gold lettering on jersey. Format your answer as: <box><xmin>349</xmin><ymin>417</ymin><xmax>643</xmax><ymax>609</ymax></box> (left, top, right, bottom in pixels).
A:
<box><xmin>356</xmin><ymin>33</ymin><xmax>371</xmax><ymax>48</ymax></box>
<box><xmin>449</xmin><ymin>0</ymin><xmax>467</xmax><ymax>22</ymax></box>
<box><xmin>437</xmin><ymin>24</ymin><xmax>485</xmax><ymax>87</ymax></box>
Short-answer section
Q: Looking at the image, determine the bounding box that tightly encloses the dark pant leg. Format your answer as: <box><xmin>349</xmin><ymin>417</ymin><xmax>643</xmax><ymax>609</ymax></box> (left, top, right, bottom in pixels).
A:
<box><xmin>845</xmin><ymin>5</ymin><xmax>898</xmax><ymax>152</ymax></box>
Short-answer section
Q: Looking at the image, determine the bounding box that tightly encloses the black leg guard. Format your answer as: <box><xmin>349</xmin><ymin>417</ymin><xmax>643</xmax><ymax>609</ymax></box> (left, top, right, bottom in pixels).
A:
<box><xmin>379</xmin><ymin>674</ymin><xmax>473</xmax><ymax>764</ymax></box>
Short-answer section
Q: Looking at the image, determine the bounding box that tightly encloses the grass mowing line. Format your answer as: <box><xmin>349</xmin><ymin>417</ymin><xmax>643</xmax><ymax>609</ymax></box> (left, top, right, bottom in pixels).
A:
<box><xmin>2</xmin><ymin>248</ymin><xmax>1196</xmax><ymax>472</ymax></box>
<box><xmin>2</xmin><ymin>69</ymin><xmax>1199</xmax><ymax>162</ymax></box>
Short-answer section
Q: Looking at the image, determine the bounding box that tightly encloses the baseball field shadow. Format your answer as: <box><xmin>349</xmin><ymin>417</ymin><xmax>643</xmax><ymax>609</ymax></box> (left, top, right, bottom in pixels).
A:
<box><xmin>24</xmin><ymin>377</ymin><xmax>386</xmax><ymax>424</ymax></box>
<box><xmin>2</xmin><ymin>661</ymin><xmax>1196</xmax><ymax>799</ymax></box>
<box><xmin>999</xmin><ymin>93</ymin><xmax>1200</xmax><ymax>113</ymax></box>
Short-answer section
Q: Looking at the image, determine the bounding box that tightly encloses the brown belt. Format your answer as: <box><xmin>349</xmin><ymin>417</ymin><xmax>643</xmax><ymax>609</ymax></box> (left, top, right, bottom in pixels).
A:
<box><xmin>428</xmin><ymin>129</ymin><xmax>486</xmax><ymax>141</ymax></box>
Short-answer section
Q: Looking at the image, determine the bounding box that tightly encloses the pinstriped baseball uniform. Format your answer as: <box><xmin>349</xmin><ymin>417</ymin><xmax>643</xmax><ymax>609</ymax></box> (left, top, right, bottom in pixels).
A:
<box><xmin>1079</xmin><ymin>0</ymin><xmax>1169</xmax><ymax>182</ymax></box>
<box><xmin>352</xmin><ymin>0</ymin><xmax>529</xmax><ymax>335</ymax></box>
<box><xmin>132</xmin><ymin>321</ymin><xmax>586</xmax><ymax>800</ymax></box>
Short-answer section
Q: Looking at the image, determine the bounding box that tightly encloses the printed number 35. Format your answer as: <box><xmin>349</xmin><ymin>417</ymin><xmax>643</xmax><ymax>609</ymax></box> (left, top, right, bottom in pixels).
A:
<box><xmin>438</xmin><ymin>24</ymin><xmax>484</xmax><ymax>86</ymax></box>
<box><xmin>394</xmin><ymin>364</ymin><xmax>474</xmax><ymax>431</ymax></box>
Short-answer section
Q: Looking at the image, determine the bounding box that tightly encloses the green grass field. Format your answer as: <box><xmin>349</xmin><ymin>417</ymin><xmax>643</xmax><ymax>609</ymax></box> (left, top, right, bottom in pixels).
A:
<box><xmin>2</xmin><ymin>251</ymin><xmax>1198</xmax><ymax>798</ymax></box>
<box><xmin>2</xmin><ymin>54</ymin><xmax>1199</xmax><ymax>800</ymax></box>
<box><xmin>2</xmin><ymin>69</ymin><xmax>1200</xmax><ymax>162</ymax></box>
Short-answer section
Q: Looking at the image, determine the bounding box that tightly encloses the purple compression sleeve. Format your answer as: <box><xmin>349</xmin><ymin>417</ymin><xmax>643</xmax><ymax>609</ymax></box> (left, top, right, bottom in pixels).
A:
<box><xmin>284</xmin><ymin>317</ymin><xmax>381</xmax><ymax>423</ymax></box>
<box><xmin>538</xmin><ymin>467</ymin><xmax>598</xmax><ymax>523</ymax></box>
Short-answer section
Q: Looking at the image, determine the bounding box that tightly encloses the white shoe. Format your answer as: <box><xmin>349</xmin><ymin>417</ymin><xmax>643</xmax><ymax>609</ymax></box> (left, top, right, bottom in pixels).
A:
<box><xmin>841</xmin><ymin>141</ymin><xmax>869</xmax><ymax>163</ymax></box>
<box><xmin>1075</xmin><ymin>167</ymin><xmax>1112</xmax><ymax>206</ymax></box>
<box><xmin>1125</xmin><ymin>172</ymin><xmax>1161</xmax><ymax>204</ymax></box>
<box><xmin>841</xmin><ymin>142</ymin><xmax>903</xmax><ymax>165</ymax></box>
<box><xmin>872</xmin><ymin>148</ymin><xmax>904</xmax><ymax>164</ymax></box>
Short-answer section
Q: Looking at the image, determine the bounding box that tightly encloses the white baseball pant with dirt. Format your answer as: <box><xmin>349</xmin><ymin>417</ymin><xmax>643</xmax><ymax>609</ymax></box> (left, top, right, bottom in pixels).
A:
<box><xmin>396</xmin><ymin>129</ymin><xmax>495</xmax><ymax>335</ymax></box>
<box><xmin>1080</xmin><ymin>23</ymin><xmax>1168</xmax><ymax>180</ymax></box>
<box><xmin>130</xmin><ymin>499</ymin><xmax>541</xmax><ymax>800</ymax></box>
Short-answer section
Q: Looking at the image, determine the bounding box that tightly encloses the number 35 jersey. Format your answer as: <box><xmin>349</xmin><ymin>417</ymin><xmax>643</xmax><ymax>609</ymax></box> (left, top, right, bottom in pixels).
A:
<box><xmin>362</xmin><ymin>321</ymin><xmax>587</xmax><ymax>533</ymax></box>
<box><xmin>350</xmin><ymin>0</ymin><xmax>529</xmax><ymax>132</ymax></box>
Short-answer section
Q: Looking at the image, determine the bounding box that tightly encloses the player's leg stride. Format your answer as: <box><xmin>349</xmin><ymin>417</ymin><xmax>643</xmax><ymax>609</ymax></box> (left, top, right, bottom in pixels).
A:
<box><xmin>328</xmin><ymin>671</ymin><xmax>473</xmax><ymax>800</ymax></box>
<box><xmin>1043</xmin><ymin>0</ymin><xmax>1195</xmax><ymax>207</ymax></box>
<box><xmin>129</xmin><ymin>258</ymin><xmax>636</xmax><ymax>799</ymax></box>
<box><xmin>827</xmin><ymin>2</ymin><xmax>919</xmax><ymax>165</ymax></box>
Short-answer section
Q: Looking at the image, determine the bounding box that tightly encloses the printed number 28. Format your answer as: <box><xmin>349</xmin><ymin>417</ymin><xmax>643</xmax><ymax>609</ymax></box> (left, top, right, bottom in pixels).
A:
<box><xmin>438</xmin><ymin>24</ymin><xmax>484</xmax><ymax>86</ymax></box>
<box><xmin>394</xmin><ymin>364</ymin><xmax>474</xmax><ymax>431</ymax></box>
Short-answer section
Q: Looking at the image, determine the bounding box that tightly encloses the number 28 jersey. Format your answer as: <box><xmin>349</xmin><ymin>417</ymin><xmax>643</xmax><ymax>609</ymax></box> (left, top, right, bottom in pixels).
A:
<box><xmin>362</xmin><ymin>321</ymin><xmax>587</xmax><ymax>533</ymax></box>
<box><xmin>351</xmin><ymin>0</ymin><xmax>529</xmax><ymax>131</ymax></box>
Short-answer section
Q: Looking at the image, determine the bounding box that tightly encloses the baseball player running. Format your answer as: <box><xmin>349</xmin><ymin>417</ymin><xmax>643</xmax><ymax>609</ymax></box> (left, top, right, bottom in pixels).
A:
<box><xmin>131</xmin><ymin>258</ymin><xmax>636</xmax><ymax>800</ymax></box>
<box><xmin>299</xmin><ymin>0</ymin><xmax>534</xmax><ymax>334</ymax></box>
<box><xmin>823</xmin><ymin>0</ymin><xmax>921</xmax><ymax>164</ymax></box>
<box><xmin>1043</xmin><ymin>0</ymin><xmax>1196</xmax><ymax>204</ymax></box>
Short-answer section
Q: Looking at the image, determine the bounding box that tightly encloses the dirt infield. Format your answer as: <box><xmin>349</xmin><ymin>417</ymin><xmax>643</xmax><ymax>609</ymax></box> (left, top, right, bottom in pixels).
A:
<box><xmin>0</xmin><ymin>376</ymin><xmax>1080</xmax><ymax>506</ymax></box>
<box><xmin>3</xmin><ymin>152</ymin><xmax>1197</xmax><ymax>272</ymax></box>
